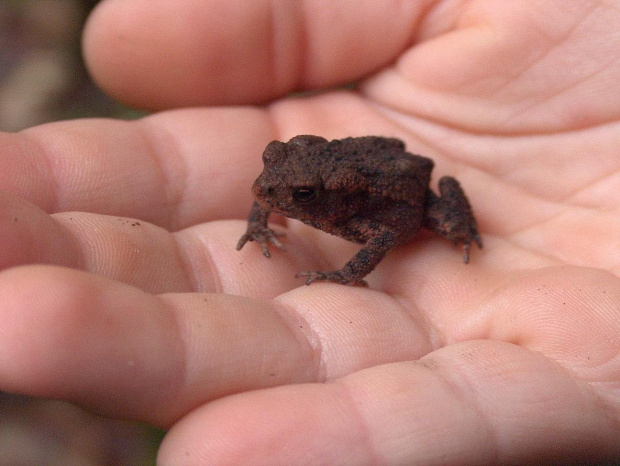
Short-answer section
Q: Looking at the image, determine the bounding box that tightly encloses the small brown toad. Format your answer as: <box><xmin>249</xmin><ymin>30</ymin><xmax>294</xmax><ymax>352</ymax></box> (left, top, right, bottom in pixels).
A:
<box><xmin>237</xmin><ymin>135</ymin><xmax>482</xmax><ymax>285</ymax></box>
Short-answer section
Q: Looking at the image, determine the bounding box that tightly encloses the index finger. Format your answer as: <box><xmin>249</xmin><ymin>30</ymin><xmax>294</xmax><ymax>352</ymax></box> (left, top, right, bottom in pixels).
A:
<box><xmin>0</xmin><ymin>108</ymin><xmax>272</xmax><ymax>229</ymax></box>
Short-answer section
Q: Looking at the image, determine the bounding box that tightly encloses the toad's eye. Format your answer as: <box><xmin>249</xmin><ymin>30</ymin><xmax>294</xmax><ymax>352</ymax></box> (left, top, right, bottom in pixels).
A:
<box><xmin>292</xmin><ymin>187</ymin><xmax>317</xmax><ymax>203</ymax></box>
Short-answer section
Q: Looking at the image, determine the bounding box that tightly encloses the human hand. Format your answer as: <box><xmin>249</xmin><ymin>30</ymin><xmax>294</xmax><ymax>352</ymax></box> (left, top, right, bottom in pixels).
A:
<box><xmin>0</xmin><ymin>0</ymin><xmax>618</xmax><ymax>463</ymax></box>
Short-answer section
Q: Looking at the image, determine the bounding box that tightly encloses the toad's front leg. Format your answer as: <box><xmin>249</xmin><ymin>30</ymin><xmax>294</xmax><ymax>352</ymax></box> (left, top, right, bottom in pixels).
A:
<box><xmin>423</xmin><ymin>176</ymin><xmax>482</xmax><ymax>263</ymax></box>
<box><xmin>236</xmin><ymin>201</ymin><xmax>285</xmax><ymax>257</ymax></box>
<box><xmin>296</xmin><ymin>227</ymin><xmax>397</xmax><ymax>286</ymax></box>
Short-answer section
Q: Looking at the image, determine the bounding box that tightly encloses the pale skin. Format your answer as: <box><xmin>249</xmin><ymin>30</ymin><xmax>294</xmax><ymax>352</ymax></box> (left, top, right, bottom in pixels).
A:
<box><xmin>0</xmin><ymin>0</ymin><xmax>619</xmax><ymax>463</ymax></box>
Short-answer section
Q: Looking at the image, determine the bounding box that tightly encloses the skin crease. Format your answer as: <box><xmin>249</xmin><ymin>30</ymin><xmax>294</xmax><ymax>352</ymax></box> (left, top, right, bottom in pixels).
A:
<box><xmin>0</xmin><ymin>0</ymin><xmax>617</xmax><ymax>463</ymax></box>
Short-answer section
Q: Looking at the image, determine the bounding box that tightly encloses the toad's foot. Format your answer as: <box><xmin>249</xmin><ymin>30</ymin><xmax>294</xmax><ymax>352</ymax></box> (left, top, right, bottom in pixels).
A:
<box><xmin>458</xmin><ymin>234</ymin><xmax>483</xmax><ymax>264</ymax></box>
<box><xmin>295</xmin><ymin>270</ymin><xmax>368</xmax><ymax>287</ymax></box>
<box><xmin>423</xmin><ymin>176</ymin><xmax>483</xmax><ymax>263</ymax></box>
<box><xmin>236</xmin><ymin>227</ymin><xmax>285</xmax><ymax>258</ymax></box>
<box><xmin>237</xmin><ymin>201</ymin><xmax>285</xmax><ymax>257</ymax></box>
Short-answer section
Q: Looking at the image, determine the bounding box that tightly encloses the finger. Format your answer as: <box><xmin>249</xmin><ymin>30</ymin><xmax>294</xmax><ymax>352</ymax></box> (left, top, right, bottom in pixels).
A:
<box><xmin>83</xmin><ymin>0</ymin><xmax>424</xmax><ymax>109</ymax></box>
<box><xmin>2</xmin><ymin>263</ymin><xmax>617</xmax><ymax>433</ymax></box>
<box><xmin>0</xmin><ymin>187</ymin><xmax>340</xmax><ymax>296</ymax></box>
<box><xmin>0</xmin><ymin>184</ymin><xmax>374</xmax><ymax>296</ymax></box>
<box><xmin>158</xmin><ymin>341</ymin><xmax>620</xmax><ymax>464</ymax></box>
<box><xmin>1</xmin><ymin>108</ymin><xmax>273</xmax><ymax>227</ymax></box>
<box><xmin>0</xmin><ymin>265</ymin><xmax>432</xmax><ymax>427</ymax></box>
<box><xmin>0</xmin><ymin>189</ymin><xmax>198</xmax><ymax>294</ymax></box>
<box><xmin>0</xmin><ymin>266</ymin><xmax>313</xmax><ymax>427</ymax></box>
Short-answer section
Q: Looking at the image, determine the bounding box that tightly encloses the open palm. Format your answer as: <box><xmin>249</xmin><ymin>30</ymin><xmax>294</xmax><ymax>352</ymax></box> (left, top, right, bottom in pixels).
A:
<box><xmin>0</xmin><ymin>1</ymin><xmax>618</xmax><ymax>463</ymax></box>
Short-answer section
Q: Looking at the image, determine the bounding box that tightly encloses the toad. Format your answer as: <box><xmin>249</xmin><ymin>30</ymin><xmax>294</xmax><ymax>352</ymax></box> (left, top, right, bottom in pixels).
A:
<box><xmin>236</xmin><ymin>135</ymin><xmax>482</xmax><ymax>285</ymax></box>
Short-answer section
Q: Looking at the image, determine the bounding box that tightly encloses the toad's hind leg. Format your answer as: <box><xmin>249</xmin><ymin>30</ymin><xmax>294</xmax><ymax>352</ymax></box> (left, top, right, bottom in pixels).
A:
<box><xmin>423</xmin><ymin>176</ymin><xmax>482</xmax><ymax>263</ymax></box>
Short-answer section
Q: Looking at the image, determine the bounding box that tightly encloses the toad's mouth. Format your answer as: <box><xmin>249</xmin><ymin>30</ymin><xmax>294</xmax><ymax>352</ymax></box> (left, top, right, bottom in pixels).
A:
<box><xmin>254</xmin><ymin>195</ymin><xmax>319</xmax><ymax>224</ymax></box>
<box><xmin>253</xmin><ymin>195</ymin><xmax>280</xmax><ymax>213</ymax></box>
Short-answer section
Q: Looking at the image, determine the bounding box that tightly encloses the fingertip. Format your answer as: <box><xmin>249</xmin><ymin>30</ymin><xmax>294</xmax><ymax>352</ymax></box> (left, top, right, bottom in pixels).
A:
<box><xmin>158</xmin><ymin>383</ymin><xmax>371</xmax><ymax>465</ymax></box>
<box><xmin>0</xmin><ymin>266</ymin><xmax>99</xmax><ymax>392</ymax></box>
<box><xmin>0</xmin><ymin>265</ymin><xmax>182</xmax><ymax>422</ymax></box>
<box><xmin>82</xmin><ymin>0</ymin><xmax>162</xmax><ymax>108</ymax></box>
<box><xmin>82</xmin><ymin>0</ymin><xmax>282</xmax><ymax>109</ymax></box>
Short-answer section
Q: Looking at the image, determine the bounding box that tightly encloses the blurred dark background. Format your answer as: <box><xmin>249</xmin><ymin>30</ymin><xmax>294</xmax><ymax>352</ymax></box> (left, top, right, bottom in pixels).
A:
<box><xmin>1</xmin><ymin>1</ymin><xmax>159</xmax><ymax>464</ymax></box>
<box><xmin>0</xmin><ymin>0</ymin><xmax>138</xmax><ymax>132</ymax></box>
